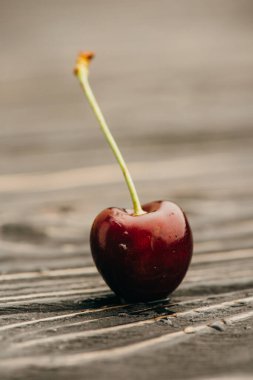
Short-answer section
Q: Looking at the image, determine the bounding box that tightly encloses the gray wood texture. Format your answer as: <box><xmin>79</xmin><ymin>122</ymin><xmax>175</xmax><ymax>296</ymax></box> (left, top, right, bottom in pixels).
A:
<box><xmin>0</xmin><ymin>1</ymin><xmax>253</xmax><ymax>379</ymax></box>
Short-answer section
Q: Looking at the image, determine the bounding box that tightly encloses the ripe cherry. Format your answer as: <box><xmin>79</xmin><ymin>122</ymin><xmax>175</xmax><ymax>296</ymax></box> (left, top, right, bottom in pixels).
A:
<box><xmin>74</xmin><ymin>52</ymin><xmax>193</xmax><ymax>302</ymax></box>
<box><xmin>90</xmin><ymin>201</ymin><xmax>192</xmax><ymax>301</ymax></box>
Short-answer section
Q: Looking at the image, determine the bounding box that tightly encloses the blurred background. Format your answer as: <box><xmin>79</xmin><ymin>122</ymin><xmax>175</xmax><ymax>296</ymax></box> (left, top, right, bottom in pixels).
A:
<box><xmin>0</xmin><ymin>0</ymin><xmax>253</xmax><ymax>248</ymax></box>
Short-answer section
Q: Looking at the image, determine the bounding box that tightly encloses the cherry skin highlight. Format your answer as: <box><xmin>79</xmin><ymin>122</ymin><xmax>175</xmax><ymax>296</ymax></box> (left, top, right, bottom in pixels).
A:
<box><xmin>90</xmin><ymin>200</ymin><xmax>193</xmax><ymax>302</ymax></box>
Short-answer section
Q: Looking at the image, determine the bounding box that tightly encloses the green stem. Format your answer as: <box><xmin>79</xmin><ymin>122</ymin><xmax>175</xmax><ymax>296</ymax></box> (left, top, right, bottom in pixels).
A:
<box><xmin>76</xmin><ymin>64</ymin><xmax>145</xmax><ymax>216</ymax></box>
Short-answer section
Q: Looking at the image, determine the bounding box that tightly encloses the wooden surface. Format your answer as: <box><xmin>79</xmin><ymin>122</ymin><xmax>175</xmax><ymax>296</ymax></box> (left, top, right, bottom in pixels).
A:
<box><xmin>0</xmin><ymin>1</ymin><xmax>253</xmax><ymax>379</ymax></box>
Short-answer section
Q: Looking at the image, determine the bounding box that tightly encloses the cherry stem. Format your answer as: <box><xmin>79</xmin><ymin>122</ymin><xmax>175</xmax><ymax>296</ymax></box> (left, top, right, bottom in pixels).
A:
<box><xmin>74</xmin><ymin>52</ymin><xmax>145</xmax><ymax>216</ymax></box>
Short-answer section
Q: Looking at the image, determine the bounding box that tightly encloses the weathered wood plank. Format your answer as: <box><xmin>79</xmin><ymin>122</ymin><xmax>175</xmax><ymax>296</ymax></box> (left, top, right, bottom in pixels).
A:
<box><xmin>0</xmin><ymin>0</ymin><xmax>253</xmax><ymax>379</ymax></box>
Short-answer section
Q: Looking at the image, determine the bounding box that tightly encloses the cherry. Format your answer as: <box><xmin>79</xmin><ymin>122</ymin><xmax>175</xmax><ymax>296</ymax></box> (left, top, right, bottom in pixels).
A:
<box><xmin>74</xmin><ymin>52</ymin><xmax>193</xmax><ymax>302</ymax></box>
<box><xmin>90</xmin><ymin>201</ymin><xmax>192</xmax><ymax>301</ymax></box>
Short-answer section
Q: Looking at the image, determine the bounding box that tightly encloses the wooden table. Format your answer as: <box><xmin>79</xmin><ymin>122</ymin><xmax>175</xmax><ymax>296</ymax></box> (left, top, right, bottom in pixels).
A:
<box><xmin>0</xmin><ymin>1</ymin><xmax>253</xmax><ymax>378</ymax></box>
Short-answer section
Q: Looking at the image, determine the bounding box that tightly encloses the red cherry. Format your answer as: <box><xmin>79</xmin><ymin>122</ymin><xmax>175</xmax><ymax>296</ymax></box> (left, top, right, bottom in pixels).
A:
<box><xmin>90</xmin><ymin>200</ymin><xmax>193</xmax><ymax>301</ymax></box>
<box><xmin>74</xmin><ymin>52</ymin><xmax>194</xmax><ymax>302</ymax></box>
